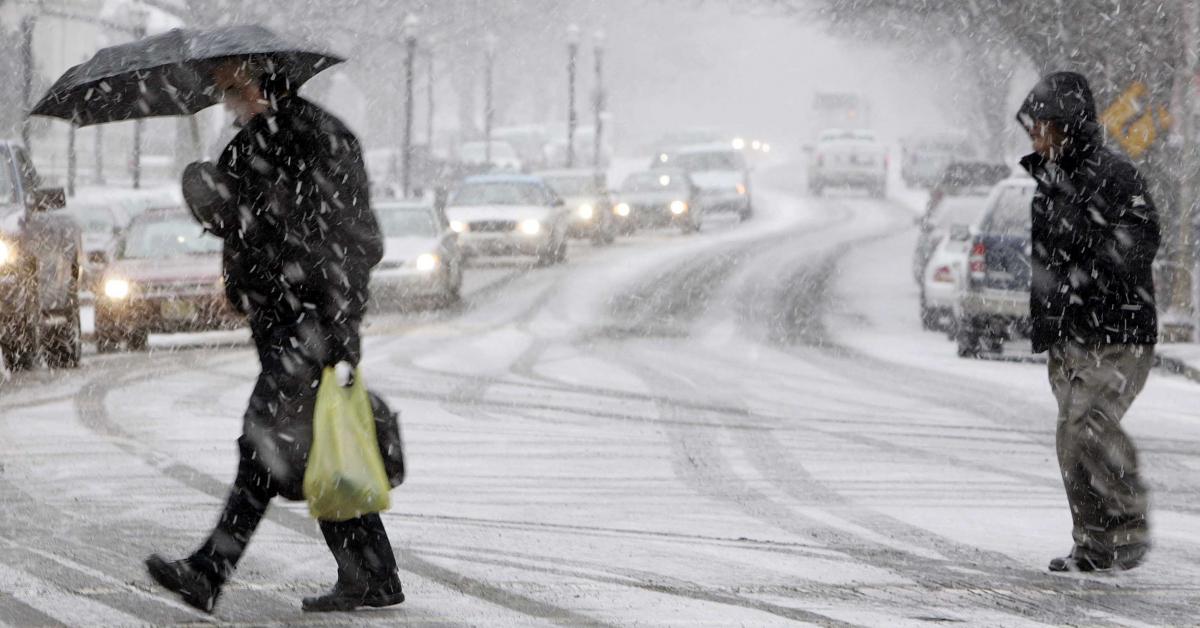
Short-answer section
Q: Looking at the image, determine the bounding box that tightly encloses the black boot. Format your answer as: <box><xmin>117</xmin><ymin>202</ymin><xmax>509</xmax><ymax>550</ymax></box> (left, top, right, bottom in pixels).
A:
<box><xmin>301</xmin><ymin>572</ymin><xmax>404</xmax><ymax>612</ymax></box>
<box><xmin>145</xmin><ymin>554</ymin><xmax>221</xmax><ymax>613</ymax></box>
<box><xmin>1048</xmin><ymin>547</ymin><xmax>1111</xmax><ymax>572</ymax></box>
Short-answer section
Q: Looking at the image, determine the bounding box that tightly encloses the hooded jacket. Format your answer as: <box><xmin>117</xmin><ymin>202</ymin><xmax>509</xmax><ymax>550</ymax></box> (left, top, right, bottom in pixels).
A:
<box><xmin>1017</xmin><ymin>72</ymin><xmax>1160</xmax><ymax>352</ymax></box>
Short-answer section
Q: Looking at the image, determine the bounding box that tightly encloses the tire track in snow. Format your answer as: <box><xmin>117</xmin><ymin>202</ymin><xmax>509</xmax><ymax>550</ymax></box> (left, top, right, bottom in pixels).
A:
<box><xmin>69</xmin><ymin>356</ymin><xmax>613</xmax><ymax>627</ymax></box>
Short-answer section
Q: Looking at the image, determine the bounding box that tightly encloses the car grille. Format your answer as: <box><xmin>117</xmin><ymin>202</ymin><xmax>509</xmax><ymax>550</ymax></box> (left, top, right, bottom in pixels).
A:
<box><xmin>468</xmin><ymin>220</ymin><xmax>517</xmax><ymax>233</ymax></box>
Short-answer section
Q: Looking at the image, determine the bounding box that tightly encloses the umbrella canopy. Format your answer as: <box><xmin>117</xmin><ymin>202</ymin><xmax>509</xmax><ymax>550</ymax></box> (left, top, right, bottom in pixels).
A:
<box><xmin>30</xmin><ymin>24</ymin><xmax>343</xmax><ymax>127</ymax></box>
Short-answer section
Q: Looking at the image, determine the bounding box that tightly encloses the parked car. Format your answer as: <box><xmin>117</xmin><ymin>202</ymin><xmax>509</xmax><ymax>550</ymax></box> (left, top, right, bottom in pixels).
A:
<box><xmin>657</xmin><ymin>143</ymin><xmax>752</xmax><ymax>221</ymax></box>
<box><xmin>900</xmin><ymin>134</ymin><xmax>977</xmax><ymax>188</ymax></box>
<box><xmin>613</xmin><ymin>169</ymin><xmax>701</xmax><ymax>234</ymax></box>
<box><xmin>444</xmin><ymin>174</ymin><xmax>570</xmax><ymax>265</ymax></box>
<box><xmin>457</xmin><ymin>141</ymin><xmax>523</xmax><ymax>172</ymax></box>
<box><xmin>954</xmin><ymin>177</ymin><xmax>1036</xmax><ymax>358</ymax></box>
<box><xmin>95</xmin><ymin>208</ymin><xmax>240</xmax><ymax>352</ymax></box>
<box><xmin>0</xmin><ymin>140</ymin><xmax>82</xmax><ymax>371</ymax></box>
<box><xmin>807</xmin><ymin>129</ymin><xmax>888</xmax><ymax>197</ymax></box>
<box><xmin>912</xmin><ymin>162</ymin><xmax>1011</xmax><ymax>285</ymax></box>
<box><xmin>920</xmin><ymin>219</ymin><xmax>978</xmax><ymax>332</ymax></box>
<box><xmin>371</xmin><ymin>199</ymin><xmax>463</xmax><ymax>306</ymax></box>
<box><xmin>536</xmin><ymin>169</ymin><xmax>616</xmax><ymax>244</ymax></box>
<box><xmin>63</xmin><ymin>199</ymin><xmax>133</xmax><ymax>294</ymax></box>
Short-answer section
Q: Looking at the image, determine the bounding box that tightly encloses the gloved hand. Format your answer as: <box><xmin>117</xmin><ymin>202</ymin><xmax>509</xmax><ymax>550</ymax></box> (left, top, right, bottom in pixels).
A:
<box><xmin>334</xmin><ymin>360</ymin><xmax>355</xmax><ymax>388</ymax></box>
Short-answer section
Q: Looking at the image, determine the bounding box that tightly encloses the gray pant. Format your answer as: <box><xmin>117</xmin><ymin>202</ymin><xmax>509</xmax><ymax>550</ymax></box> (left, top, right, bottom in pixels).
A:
<box><xmin>1048</xmin><ymin>342</ymin><xmax>1153</xmax><ymax>555</ymax></box>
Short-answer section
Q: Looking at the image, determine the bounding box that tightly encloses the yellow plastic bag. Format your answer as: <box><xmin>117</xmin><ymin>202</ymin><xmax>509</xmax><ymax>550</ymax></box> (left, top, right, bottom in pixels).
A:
<box><xmin>303</xmin><ymin>367</ymin><xmax>391</xmax><ymax>521</ymax></box>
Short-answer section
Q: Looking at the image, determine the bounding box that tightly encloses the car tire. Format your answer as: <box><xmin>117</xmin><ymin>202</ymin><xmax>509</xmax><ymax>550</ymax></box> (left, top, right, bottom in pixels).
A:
<box><xmin>45</xmin><ymin>279</ymin><xmax>82</xmax><ymax>369</ymax></box>
<box><xmin>553</xmin><ymin>234</ymin><xmax>568</xmax><ymax>263</ymax></box>
<box><xmin>127</xmin><ymin>329</ymin><xmax>150</xmax><ymax>352</ymax></box>
<box><xmin>955</xmin><ymin>321</ymin><xmax>981</xmax><ymax>358</ymax></box>
<box><xmin>1</xmin><ymin>271</ymin><xmax>42</xmax><ymax>371</ymax></box>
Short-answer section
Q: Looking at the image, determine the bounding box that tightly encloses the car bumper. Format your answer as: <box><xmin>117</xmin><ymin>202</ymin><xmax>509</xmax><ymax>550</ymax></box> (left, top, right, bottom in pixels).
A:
<box><xmin>97</xmin><ymin>293</ymin><xmax>242</xmax><ymax>334</ymax></box>
<box><xmin>370</xmin><ymin>267</ymin><xmax>450</xmax><ymax>300</ymax></box>
<box><xmin>958</xmin><ymin>287</ymin><xmax>1029</xmax><ymax>320</ymax></box>
<box><xmin>923</xmin><ymin>279</ymin><xmax>959</xmax><ymax>310</ymax></box>
<box><xmin>459</xmin><ymin>232</ymin><xmax>551</xmax><ymax>257</ymax></box>
<box><xmin>812</xmin><ymin>171</ymin><xmax>885</xmax><ymax>186</ymax></box>
<box><xmin>697</xmin><ymin>195</ymin><xmax>750</xmax><ymax>214</ymax></box>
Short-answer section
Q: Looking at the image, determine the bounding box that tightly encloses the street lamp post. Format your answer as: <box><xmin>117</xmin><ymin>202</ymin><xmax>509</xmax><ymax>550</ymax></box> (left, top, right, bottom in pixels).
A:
<box><xmin>402</xmin><ymin>14</ymin><xmax>419</xmax><ymax>198</ymax></box>
<box><xmin>130</xmin><ymin>9</ymin><xmax>147</xmax><ymax>189</ymax></box>
<box><xmin>484</xmin><ymin>33</ymin><xmax>498</xmax><ymax>165</ymax></box>
<box><xmin>426</xmin><ymin>37</ymin><xmax>436</xmax><ymax>152</ymax></box>
<box><xmin>566</xmin><ymin>24</ymin><xmax>580</xmax><ymax>168</ymax></box>
<box><xmin>20</xmin><ymin>15</ymin><xmax>36</xmax><ymax>153</ymax></box>
<box><xmin>592</xmin><ymin>29</ymin><xmax>605</xmax><ymax>182</ymax></box>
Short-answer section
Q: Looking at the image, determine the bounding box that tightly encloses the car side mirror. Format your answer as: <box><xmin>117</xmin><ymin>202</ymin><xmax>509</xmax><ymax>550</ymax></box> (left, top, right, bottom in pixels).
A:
<box><xmin>553</xmin><ymin>198</ymin><xmax>565</xmax><ymax>207</ymax></box>
<box><xmin>30</xmin><ymin>187</ymin><xmax>66</xmax><ymax>212</ymax></box>
<box><xmin>949</xmin><ymin>224</ymin><xmax>971</xmax><ymax>242</ymax></box>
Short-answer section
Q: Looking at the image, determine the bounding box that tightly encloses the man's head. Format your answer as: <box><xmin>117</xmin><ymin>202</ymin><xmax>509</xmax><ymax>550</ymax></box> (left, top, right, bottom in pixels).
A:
<box><xmin>1017</xmin><ymin>71</ymin><xmax>1098</xmax><ymax>163</ymax></box>
<box><xmin>1025</xmin><ymin>119</ymin><xmax>1069</xmax><ymax>162</ymax></box>
<box><xmin>211</xmin><ymin>59</ymin><xmax>268</xmax><ymax>126</ymax></box>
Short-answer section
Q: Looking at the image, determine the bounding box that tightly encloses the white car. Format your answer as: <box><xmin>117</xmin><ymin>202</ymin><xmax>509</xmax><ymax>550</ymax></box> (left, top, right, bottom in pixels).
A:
<box><xmin>371</xmin><ymin>200</ymin><xmax>464</xmax><ymax>306</ymax></box>
<box><xmin>808</xmin><ymin>129</ymin><xmax>888</xmax><ymax>197</ymax></box>
<box><xmin>445</xmin><ymin>174</ymin><xmax>570</xmax><ymax>265</ymax></box>
<box><xmin>916</xmin><ymin>194</ymin><xmax>993</xmax><ymax>330</ymax></box>
<box><xmin>458</xmin><ymin>141</ymin><xmax>523</xmax><ymax>172</ymax></box>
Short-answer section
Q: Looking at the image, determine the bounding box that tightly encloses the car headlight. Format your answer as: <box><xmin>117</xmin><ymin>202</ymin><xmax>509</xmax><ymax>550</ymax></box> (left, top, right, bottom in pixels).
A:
<box><xmin>577</xmin><ymin>203</ymin><xmax>595</xmax><ymax>220</ymax></box>
<box><xmin>416</xmin><ymin>253</ymin><xmax>439</xmax><ymax>272</ymax></box>
<box><xmin>104</xmin><ymin>278</ymin><xmax>131</xmax><ymax>299</ymax></box>
<box><xmin>614</xmin><ymin>203</ymin><xmax>631</xmax><ymax>217</ymax></box>
<box><xmin>520</xmin><ymin>219</ymin><xmax>542</xmax><ymax>235</ymax></box>
<box><xmin>670</xmin><ymin>200</ymin><xmax>688</xmax><ymax>215</ymax></box>
<box><xmin>0</xmin><ymin>240</ymin><xmax>12</xmax><ymax>266</ymax></box>
<box><xmin>450</xmin><ymin>220</ymin><xmax>467</xmax><ymax>233</ymax></box>
<box><xmin>736</xmin><ymin>183</ymin><xmax>747</xmax><ymax>195</ymax></box>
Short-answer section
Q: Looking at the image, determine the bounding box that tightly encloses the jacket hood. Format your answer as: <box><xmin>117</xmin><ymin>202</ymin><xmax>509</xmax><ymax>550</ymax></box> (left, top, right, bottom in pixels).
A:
<box><xmin>1017</xmin><ymin>71</ymin><xmax>1100</xmax><ymax>141</ymax></box>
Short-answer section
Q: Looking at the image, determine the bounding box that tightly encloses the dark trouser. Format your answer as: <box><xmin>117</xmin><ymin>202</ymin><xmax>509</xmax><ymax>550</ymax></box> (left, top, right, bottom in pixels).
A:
<box><xmin>1048</xmin><ymin>342</ymin><xmax>1152</xmax><ymax>556</ymax></box>
<box><xmin>188</xmin><ymin>437</ymin><xmax>398</xmax><ymax>587</ymax></box>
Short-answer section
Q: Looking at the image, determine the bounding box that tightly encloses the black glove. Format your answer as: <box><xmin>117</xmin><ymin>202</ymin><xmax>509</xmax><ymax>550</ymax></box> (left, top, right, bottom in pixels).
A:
<box><xmin>182</xmin><ymin>161</ymin><xmax>236</xmax><ymax>237</ymax></box>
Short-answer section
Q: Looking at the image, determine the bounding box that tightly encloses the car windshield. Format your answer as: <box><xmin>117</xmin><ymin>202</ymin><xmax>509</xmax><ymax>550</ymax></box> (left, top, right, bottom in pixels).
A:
<box><xmin>542</xmin><ymin>176</ymin><xmax>598</xmax><ymax>197</ymax></box>
<box><xmin>121</xmin><ymin>215</ymin><xmax>222</xmax><ymax>259</ymax></box>
<box><xmin>673</xmin><ymin>151</ymin><xmax>743</xmax><ymax>172</ymax></box>
<box><xmin>983</xmin><ymin>185</ymin><xmax>1035</xmax><ymax>237</ymax></box>
<box><xmin>932</xmin><ymin>196</ymin><xmax>988</xmax><ymax>229</ymax></box>
<box><xmin>939</xmin><ymin>163</ymin><xmax>1010</xmax><ymax>190</ymax></box>
<box><xmin>450</xmin><ymin>181</ymin><xmax>548</xmax><ymax>206</ymax></box>
<box><xmin>377</xmin><ymin>206</ymin><xmax>440</xmax><ymax>237</ymax></box>
<box><xmin>622</xmin><ymin>172</ymin><xmax>687</xmax><ymax>193</ymax></box>
<box><xmin>64</xmin><ymin>205</ymin><xmax>118</xmax><ymax>235</ymax></box>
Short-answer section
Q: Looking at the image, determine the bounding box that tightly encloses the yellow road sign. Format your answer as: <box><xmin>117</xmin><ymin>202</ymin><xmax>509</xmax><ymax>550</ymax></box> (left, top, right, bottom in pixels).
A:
<box><xmin>1100</xmin><ymin>82</ymin><xmax>1172</xmax><ymax>159</ymax></box>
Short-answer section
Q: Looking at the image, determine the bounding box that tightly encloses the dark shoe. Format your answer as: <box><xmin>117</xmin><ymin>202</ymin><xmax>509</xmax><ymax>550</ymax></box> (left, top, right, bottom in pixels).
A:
<box><xmin>1048</xmin><ymin>546</ymin><xmax>1112</xmax><ymax>572</ymax></box>
<box><xmin>145</xmin><ymin>554</ymin><xmax>221</xmax><ymax>613</ymax></box>
<box><xmin>302</xmin><ymin>574</ymin><xmax>404</xmax><ymax>612</ymax></box>
<box><xmin>1113</xmin><ymin>543</ymin><xmax>1150</xmax><ymax>571</ymax></box>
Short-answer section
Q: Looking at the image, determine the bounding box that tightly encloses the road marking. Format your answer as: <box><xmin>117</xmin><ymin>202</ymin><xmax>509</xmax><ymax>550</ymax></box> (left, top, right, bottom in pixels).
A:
<box><xmin>0</xmin><ymin>562</ymin><xmax>145</xmax><ymax>627</ymax></box>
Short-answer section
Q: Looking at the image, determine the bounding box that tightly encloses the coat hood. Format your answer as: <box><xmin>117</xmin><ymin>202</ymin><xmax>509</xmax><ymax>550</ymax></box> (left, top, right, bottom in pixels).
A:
<box><xmin>1017</xmin><ymin>71</ymin><xmax>1100</xmax><ymax>142</ymax></box>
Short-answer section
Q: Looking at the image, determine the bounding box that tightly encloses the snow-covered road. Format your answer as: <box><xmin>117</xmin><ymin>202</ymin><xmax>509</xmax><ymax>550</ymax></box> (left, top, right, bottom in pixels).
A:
<box><xmin>2</xmin><ymin>169</ymin><xmax>1199</xmax><ymax>626</ymax></box>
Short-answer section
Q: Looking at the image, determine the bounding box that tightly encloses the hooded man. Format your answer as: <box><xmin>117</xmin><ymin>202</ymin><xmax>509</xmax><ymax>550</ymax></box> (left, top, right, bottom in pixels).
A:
<box><xmin>144</xmin><ymin>57</ymin><xmax>402</xmax><ymax>613</ymax></box>
<box><xmin>1017</xmin><ymin>71</ymin><xmax>1160</xmax><ymax>573</ymax></box>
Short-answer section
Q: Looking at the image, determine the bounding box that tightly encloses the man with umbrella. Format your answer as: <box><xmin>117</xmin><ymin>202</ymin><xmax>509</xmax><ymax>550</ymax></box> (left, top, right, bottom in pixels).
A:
<box><xmin>32</xmin><ymin>28</ymin><xmax>402</xmax><ymax>613</ymax></box>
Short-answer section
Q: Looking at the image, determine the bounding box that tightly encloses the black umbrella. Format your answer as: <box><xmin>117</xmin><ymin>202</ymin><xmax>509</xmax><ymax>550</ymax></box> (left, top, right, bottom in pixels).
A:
<box><xmin>30</xmin><ymin>24</ymin><xmax>343</xmax><ymax>127</ymax></box>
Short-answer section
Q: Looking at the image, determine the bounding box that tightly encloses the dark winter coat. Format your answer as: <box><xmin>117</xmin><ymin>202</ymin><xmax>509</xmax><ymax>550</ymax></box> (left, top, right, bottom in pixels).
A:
<box><xmin>202</xmin><ymin>93</ymin><xmax>383</xmax><ymax>497</ymax></box>
<box><xmin>1017</xmin><ymin>72</ymin><xmax>1160</xmax><ymax>353</ymax></box>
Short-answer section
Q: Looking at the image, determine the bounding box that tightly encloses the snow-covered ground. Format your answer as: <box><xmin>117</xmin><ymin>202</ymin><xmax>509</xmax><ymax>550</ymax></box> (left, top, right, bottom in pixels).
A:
<box><xmin>2</xmin><ymin>167</ymin><xmax>1199</xmax><ymax>625</ymax></box>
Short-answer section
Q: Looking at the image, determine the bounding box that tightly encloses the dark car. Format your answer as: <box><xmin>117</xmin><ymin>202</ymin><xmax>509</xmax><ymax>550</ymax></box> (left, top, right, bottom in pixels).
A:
<box><xmin>0</xmin><ymin>140</ymin><xmax>82</xmax><ymax>370</ymax></box>
<box><xmin>913</xmin><ymin>161</ymin><xmax>1012</xmax><ymax>283</ymax></box>
<box><xmin>536</xmin><ymin>169</ymin><xmax>616</xmax><ymax>244</ymax></box>
<box><xmin>95</xmin><ymin>208</ymin><xmax>241</xmax><ymax>352</ymax></box>
<box><xmin>954</xmin><ymin>177</ymin><xmax>1036</xmax><ymax>358</ymax></box>
<box><xmin>614</xmin><ymin>169</ymin><xmax>701</xmax><ymax>234</ymax></box>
